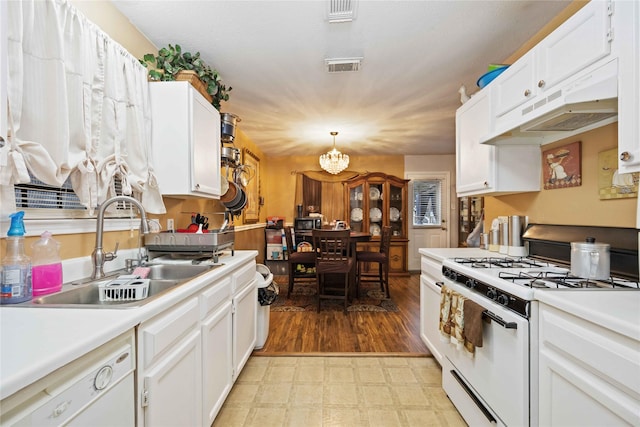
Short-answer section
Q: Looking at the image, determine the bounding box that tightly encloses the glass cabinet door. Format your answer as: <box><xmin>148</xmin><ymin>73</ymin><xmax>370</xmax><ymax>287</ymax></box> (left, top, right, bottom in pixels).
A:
<box><xmin>368</xmin><ymin>182</ymin><xmax>384</xmax><ymax>237</ymax></box>
<box><xmin>348</xmin><ymin>183</ymin><xmax>365</xmax><ymax>232</ymax></box>
<box><xmin>388</xmin><ymin>181</ymin><xmax>404</xmax><ymax>238</ymax></box>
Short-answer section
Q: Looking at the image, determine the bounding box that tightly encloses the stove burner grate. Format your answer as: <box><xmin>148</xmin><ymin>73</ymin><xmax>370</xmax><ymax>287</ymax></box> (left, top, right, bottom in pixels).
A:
<box><xmin>498</xmin><ymin>270</ymin><xmax>640</xmax><ymax>289</ymax></box>
<box><xmin>452</xmin><ymin>256</ymin><xmax>550</xmax><ymax>269</ymax></box>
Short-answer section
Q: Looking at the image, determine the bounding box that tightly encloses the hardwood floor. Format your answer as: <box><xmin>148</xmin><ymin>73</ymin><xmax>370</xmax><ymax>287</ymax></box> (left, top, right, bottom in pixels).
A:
<box><xmin>254</xmin><ymin>273</ymin><xmax>430</xmax><ymax>355</ymax></box>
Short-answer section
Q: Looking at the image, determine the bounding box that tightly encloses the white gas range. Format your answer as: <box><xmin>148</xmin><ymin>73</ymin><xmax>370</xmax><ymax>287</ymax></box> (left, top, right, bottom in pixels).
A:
<box><xmin>420</xmin><ymin>224</ymin><xmax>640</xmax><ymax>427</ymax></box>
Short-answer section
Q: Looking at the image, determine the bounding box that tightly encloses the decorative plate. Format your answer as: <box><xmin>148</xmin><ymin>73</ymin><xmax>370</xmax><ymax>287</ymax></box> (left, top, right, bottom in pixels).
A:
<box><xmin>369</xmin><ymin>187</ymin><xmax>381</xmax><ymax>200</ymax></box>
<box><xmin>370</xmin><ymin>224</ymin><xmax>381</xmax><ymax>236</ymax></box>
<box><xmin>369</xmin><ymin>207</ymin><xmax>382</xmax><ymax>222</ymax></box>
<box><xmin>350</xmin><ymin>207</ymin><xmax>363</xmax><ymax>222</ymax></box>
<box><xmin>390</xmin><ymin>207</ymin><xmax>401</xmax><ymax>222</ymax></box>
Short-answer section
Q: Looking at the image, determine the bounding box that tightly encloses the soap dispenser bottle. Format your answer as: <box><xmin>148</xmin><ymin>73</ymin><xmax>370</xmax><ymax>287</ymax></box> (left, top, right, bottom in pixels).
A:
<box><xmin>31</xmin><ymin>231</ymin><xmax>63</xmax><ymax>296</ymax></box>
<box><xmin>1</xmin><ymin>211</ymin><xmax>32</xmax><ymax>304</ymax></box>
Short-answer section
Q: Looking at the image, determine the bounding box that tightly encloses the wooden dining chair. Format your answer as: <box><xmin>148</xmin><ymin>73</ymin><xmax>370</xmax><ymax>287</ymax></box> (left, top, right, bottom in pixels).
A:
<box><xmin>356</xmin><ymin>225</ymin><xmax>392</xmax><ymax>299</ymax></box>
<box><xmin>312</xmin><ymin>229</ymin><xmax>354</xmax><ymax>313</ymax></box>
<box><xmin>284</xmin><ymin>226</ymin><xmax>316</xmax><ymax>296</ymax></box>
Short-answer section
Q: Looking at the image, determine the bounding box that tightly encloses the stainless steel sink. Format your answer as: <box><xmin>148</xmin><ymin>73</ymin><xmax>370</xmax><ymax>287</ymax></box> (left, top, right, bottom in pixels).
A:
<box><xmin>30</xmin><ymin>279</ymin><xmax>181</xmax><ymax>307</ymax></box>
<box><xmin>145</xmin><ymin>263</ymin><xmax>212</xmax><ymax>280</ymax></box>
<box><xmin>15</xmin><ymin>263</ymin><xmax>221</xmax><ymax>309</ymax></box>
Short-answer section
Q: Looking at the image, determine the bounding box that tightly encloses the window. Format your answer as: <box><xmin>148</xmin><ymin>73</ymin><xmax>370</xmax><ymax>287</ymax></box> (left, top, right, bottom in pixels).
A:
<box><xmin>14</xmin><ymin>174</ymin><xmax>136</xmax><ymax>219</ymax></box>
<box><xmin>412</xmin><ymin>179</ymin><xmax>442</xmax><ymax>227</ymax></box>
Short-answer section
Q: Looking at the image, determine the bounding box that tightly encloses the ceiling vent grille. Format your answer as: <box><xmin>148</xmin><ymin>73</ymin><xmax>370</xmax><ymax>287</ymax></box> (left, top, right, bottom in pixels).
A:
<box><xmin>327</xmin><ymin>0</ymin><xmax>356</xmax><ymax>22</ymax></box>
<box><xmin>326</xmin><ymin>58</ymin><xmax>362</xmax><ymax>73</ymax></box>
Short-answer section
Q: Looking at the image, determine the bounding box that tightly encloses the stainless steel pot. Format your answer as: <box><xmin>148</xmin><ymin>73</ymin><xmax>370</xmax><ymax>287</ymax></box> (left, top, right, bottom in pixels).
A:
<box><xmin>221</xmin><ymin>146</ymin><xmax>240</xmax><ymax>166</ymax></box>
<box><xmin>221</xmin><ymin>113</ymin><xmax>241</xmax><ymax>143</ymax></box>
<box><xmin>570</xmin><ymin>237</ymin><xmax>610</xmax><ymax>280</ymax></box>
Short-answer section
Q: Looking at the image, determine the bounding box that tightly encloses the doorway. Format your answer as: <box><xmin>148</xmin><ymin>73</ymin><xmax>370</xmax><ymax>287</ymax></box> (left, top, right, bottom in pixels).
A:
<box><xmin>406</xmin><ymin>172</ymin><xmax>451</xmax><ymax>271</ymax></box>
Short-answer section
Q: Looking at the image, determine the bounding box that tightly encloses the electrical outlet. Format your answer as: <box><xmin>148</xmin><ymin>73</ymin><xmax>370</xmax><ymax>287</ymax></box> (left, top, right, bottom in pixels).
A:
<box><xmin>167</xmin><ymin>218</ymin><xmax>175</xmax><ymax>231</ymax></box>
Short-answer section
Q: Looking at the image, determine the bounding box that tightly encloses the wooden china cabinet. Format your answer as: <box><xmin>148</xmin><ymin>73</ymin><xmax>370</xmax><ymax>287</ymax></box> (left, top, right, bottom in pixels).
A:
<box><xmin>344</xmin><ymin>172</ymin><xmax>409</xmax><ymax>276</ymax></box>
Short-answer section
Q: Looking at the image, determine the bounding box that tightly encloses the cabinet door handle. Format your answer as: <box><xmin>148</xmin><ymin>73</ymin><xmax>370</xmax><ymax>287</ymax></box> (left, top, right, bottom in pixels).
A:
<box><xmin>524</xmin><ymin>89</ymin><xmax>531</xmax><ymax>97</ymax></box>
<box><xmin>620</xmin><ymin>151</ymin><xmax>631</xmax><ymax>161</ymax></box>
<box><xmin>483</xmin><ymin>181</ymin><xmax>489</xmax><ymax>187</ymax></box>
<box><xmin>195</xmin><ymin>183</ymin><xmax>201</xmax><ymax>189</ymax></box>
<box><xmin>537</xmin><ymin>80</ymin><xmax>545</xmax><ymax>88</ymax></box>
<box><xmin>441</xmin><ymin>227</ymin><xmax>447</xmax><ymax>231</ymax></box>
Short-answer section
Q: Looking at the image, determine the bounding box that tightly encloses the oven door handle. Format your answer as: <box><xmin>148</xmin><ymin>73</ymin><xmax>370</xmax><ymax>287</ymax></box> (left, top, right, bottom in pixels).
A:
<box><xmin>483</xmin><ymin>310</ymin><xmax>518</xmax><ymax>329</ymax></box>
<box><xmin>450</xmin><ymin>369</ymin><xmax>497</xmax><ymax>423</ymax></box>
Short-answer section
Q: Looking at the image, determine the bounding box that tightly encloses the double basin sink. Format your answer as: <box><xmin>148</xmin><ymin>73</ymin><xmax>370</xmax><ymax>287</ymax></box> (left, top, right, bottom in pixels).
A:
<box><xmin>17</xmin><ymin>263</ymin><xmax>221</xmax><ymax>309</ymax></box>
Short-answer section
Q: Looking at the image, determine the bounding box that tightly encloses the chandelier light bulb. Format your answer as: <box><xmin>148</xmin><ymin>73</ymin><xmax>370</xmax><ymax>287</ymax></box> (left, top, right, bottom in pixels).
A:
<box><xmin>319</xmin><ymin>131</ymin><xmax>349</xmax><ymax>174</ymax></box>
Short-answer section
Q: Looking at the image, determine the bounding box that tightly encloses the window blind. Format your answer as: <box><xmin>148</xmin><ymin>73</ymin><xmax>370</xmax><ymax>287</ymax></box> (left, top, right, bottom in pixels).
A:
<box><xmin>413</xmin><ymin>179</ymin><xmax>442</xmax><ymax>226</ymax></box>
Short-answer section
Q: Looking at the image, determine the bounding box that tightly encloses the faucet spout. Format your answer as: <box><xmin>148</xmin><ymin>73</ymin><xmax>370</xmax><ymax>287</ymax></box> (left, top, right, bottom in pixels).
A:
<box><xmin>91</xmin><ymin>196</ymin><xmax>149</xmax><ymax>279</ymax></box>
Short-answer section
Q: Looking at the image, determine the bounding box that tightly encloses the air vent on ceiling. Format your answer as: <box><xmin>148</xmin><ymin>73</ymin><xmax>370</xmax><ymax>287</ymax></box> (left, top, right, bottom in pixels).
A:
<box><xmin>326</xmin><ymin>57</ymin><xmax>362</xmax><ymax>73</ymax></box>
<box><xmin>327</xmin><ymin>0</ymin><xmax>357</xmax><ymax>22</ymax></box>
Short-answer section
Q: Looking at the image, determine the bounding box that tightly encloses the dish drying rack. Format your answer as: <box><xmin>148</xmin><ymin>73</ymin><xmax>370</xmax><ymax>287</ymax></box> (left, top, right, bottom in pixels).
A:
<box><xmin>99</xmin><ymin>275</ymin><xmax>150</xmax><ymax>302</ymax></box>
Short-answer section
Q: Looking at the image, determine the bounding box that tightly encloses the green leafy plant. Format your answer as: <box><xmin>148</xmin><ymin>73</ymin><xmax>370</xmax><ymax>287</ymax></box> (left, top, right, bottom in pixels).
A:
<box><xmin>141</xmin><ymin>44</ymin><xmax>231</xmax><ymax>110</ymax></box>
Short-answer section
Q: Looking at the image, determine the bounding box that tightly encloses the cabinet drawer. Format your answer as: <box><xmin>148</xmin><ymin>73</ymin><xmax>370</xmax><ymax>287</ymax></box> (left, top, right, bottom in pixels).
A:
<box><xmin>140</xmin><ymin>297</ymin><xmax>199</xmax><ymax>368</ymax></box>
<box><xmin>200</xmin><ymin>277</ymin><xmax>232</xmax><ymax>319</ymax></box>
<box><xmin>421</xmin><ymin>255</ymin><xmax>442</xmax><ymax>281</ymax></box>
<box><xmin>540</xmin><ymin>305</ymin><xmax>640</xmax><ymax>398</ymax></box>
<box><xmin>232</xmin><ymin>261</ymin><xmax>256</xmax><ymax>294</ymax></box>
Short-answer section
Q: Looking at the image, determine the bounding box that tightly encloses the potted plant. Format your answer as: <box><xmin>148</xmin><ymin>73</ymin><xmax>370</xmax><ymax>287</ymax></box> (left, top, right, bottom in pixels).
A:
<box><xmin>141</xmin><ymin>44</ymin><xmax>231</xmax><ymax>110</ymax></box>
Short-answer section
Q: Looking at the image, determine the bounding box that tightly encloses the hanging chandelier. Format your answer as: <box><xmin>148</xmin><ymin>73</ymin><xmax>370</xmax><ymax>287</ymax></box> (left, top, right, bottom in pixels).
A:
<box><xmin>319</xmin><ymin>131</ymin><xmax>349</xmax><ymax>174</ymax></box>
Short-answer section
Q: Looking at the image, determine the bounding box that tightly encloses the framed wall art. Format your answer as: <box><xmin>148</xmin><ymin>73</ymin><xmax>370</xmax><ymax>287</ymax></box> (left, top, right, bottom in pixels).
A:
<box><xmin>597</xmin><ymin>147</ymin><xmax>639</xmax><ymax>199</ymax></box>
<box><xmin>242</xmin><ymin>148</ymin><xmax>260</xmax><ymax>223</ymax></box>
<box><xmin>542</xmin><ymin>141</ymin><xmax>582</xmax><ymax>190</ymax></box>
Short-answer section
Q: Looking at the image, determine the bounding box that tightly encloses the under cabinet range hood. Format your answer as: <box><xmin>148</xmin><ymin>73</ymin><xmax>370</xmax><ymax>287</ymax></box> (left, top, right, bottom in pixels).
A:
<box><xmin>481</xmin><ymin>58</ymin><xmax>618</xmax><ymax>145</ymax></box>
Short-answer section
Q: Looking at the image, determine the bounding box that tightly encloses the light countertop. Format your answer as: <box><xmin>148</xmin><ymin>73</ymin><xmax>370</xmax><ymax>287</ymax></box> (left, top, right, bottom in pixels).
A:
<box><xmin>419</xmin><ymin>247</ymin><xmax>493</xmax><ymax>261</ymax></box>
<box><xmin>0</xmin><ymin>250</ymin><xmax>257</xmax><ymax>400</ymax></box>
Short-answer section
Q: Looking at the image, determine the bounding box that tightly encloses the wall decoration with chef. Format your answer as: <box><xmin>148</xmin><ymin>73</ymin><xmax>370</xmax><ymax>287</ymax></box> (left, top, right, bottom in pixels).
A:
<box><xmin>598</xmin><ymin>147</ymin><xmax>639</xmax><ymax>199</ymax></box>
<box><xmin>542</xmin><ymin>141</ymin><xmax>582</xmax><ymax>190</ymax></box>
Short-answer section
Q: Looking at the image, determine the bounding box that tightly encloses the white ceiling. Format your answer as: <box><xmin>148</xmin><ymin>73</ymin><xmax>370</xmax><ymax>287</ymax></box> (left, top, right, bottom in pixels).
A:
<box><xmin>112</xmin><ymin>0</ymin><xmax>571</xmax><ymax>157</ymax></box>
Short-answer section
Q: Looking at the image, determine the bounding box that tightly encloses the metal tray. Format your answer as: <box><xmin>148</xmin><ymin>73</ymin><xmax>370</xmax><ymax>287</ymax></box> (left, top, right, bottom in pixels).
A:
<box><xmin>144</xmin><ymin>230</ymin><xmax>235</xmax><ymax>252</ymax></box>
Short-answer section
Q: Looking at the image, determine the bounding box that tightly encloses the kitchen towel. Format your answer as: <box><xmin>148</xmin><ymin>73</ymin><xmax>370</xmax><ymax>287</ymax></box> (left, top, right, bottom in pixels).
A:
<box><xmin>463</xmin><ymin>299</ymin><xmax>485</xmax><ymax>348</ymax></box>
<box><xmin>439</xmin><ymin>285</ymin><xmax>477</xmax><ymax>355</ymax></box>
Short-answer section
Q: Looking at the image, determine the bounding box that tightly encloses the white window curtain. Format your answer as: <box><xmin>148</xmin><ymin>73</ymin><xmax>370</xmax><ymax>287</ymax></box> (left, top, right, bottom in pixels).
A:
<box><xmin>0</xmin><ymin>0</ymin><xmax>165</xmax><ymax>216</ymax></box>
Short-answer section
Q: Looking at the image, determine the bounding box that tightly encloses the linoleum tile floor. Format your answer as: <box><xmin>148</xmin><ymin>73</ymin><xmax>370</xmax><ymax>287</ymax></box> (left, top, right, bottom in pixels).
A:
<box><xmin>213</xmin><ymin>356</ymin><xmax>467</xmax><ymax>427</ymax></box>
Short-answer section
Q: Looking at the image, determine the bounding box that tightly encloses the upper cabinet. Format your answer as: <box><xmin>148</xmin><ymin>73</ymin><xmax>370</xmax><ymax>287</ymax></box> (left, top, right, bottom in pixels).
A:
<box><xmin>617</xmin><ymin>0</ymin><xmax>640</xmax><ymax>174</ymax></box>
<box><xmin>150</xmin><ymin>82</ymin><xmax>222</xmax><ymax>198</ymax></box>
<box><xmin>456</xmin><ymin>88</ymin><xmax>541</xmax><ymax>197</ymax></box>
<box><xmin>482</xmin><ymin>0</ymin><xmax>621</xmax><ymax>147</ymax></box>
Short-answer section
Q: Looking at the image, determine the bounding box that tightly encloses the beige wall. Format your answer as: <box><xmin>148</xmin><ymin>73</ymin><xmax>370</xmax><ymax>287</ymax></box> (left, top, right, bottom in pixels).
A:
<box><xmin>485</xmin><ymin>123</ymin><xmax>636</xmax><ymax>228</ymax></box>
<box><xmin>262</xmin><ymin>155</ymin><xmax>404</xmax><ymax>222</ymax></box>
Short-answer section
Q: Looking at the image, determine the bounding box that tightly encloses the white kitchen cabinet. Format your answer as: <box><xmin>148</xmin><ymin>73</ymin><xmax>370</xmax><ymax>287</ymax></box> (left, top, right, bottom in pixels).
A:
<box><xmin>456</xmin><ymin>88</ymin><xmax>540</xmax><ymax>197</ymax></box>
<box><xmin>492</xmin><ymin>0</ymin><xmax>613</xmax><ymax>134</ymax></box>
<box><xmin>538</xmin><ymin>302</ymin><xmax>640</xmax><ymax>426</ymax></box>
<box><xmin>420</xmin><ymin>253</ymin><xmax>444</xmax><ymax>364</ymax></box>
<box><xmin>137</xmin><ymin>297</ymin><xmax>201</xmax><ymax>426</ymax></box>
<box><xmin>150</xmin><ymin>81</ymin><xmax>221</xmax><ymax>198</ymax></box>
<box><xmin>136</xmin><ymin>258</ymin><xmax>257</xmax><ymax>426</ymax></box>
<box><xmin>232</xmin><ymin>261</ymin><xmax>258</xmax><ymax>380</ymax></box>
<box><xmin>617</xmin><ymin>0</ymin><xmax>640</xmax><ymax>174</ymax></box>
<box><xmin>201</xmin><ymin>278</ymin><xmax>233</xmax><ymax>426</ymax></box>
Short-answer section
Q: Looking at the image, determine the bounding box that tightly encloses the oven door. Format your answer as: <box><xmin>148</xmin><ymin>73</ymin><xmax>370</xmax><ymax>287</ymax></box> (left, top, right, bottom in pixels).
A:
<box><xmin>441</xmin><ymin>279</ymin><xmax>530</xmax><ymax>427</ymax></box>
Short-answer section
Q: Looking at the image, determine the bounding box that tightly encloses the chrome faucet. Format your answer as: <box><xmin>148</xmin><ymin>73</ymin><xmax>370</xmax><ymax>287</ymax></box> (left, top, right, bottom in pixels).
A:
<box><xmin>91</xmin><ymin>196</ymin><xmax>150</xmax><ymax>279</ymax></box>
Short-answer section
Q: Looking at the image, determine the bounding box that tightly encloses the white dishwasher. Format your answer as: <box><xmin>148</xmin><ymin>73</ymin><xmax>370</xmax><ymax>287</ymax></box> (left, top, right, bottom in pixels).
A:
<box><xmin>0</xmin><ymin>331</ymin><xmax>135</xmax><ymax>427</ymax></box>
